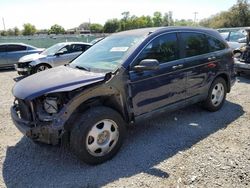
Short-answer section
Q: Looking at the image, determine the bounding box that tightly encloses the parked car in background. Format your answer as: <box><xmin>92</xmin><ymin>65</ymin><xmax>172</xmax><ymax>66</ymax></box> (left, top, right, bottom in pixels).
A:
<box><xmin>0</xmin><ymin>43</ymin><xmax>44</xmax><ymax>69</ymax></box>
<box><xmin>15</xmin><ymin>42</ymin><xmax>92</xmax><ymax>75</ymax></box>
<box><xmin>11</xmin><ymin>27</ymin><xmax>235</xmax><ymax>164</ymax></box>
<box><xmin>217</xmin><ymin>28</ymin><xmax>248</xmax><ymax>50</ymax></box>
<box><xmin>233</xmin><ymin>28</ymin><xmax>250</xmax><ymax>75</ymax></box>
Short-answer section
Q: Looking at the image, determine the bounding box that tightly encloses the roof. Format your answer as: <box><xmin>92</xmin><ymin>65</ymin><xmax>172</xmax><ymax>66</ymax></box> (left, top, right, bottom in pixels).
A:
<box><xmin>113</xmin><ymin>26</ymin><xmax>219</xmax><ymax>37</ymax></box>
<box><xmin>55</xmin><ymin>42</ymin><xmax>92</xmax><ymax>46</ymax></box>
<box><xmin>0</xmin><ymin>42</ymin><xmax>33</xmax><ymax>46</ymax></box>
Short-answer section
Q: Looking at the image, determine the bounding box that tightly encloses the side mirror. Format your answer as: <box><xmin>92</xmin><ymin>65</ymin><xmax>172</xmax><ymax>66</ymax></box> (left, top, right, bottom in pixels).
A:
<box><xmin>238</xmin><ymin>37</ymin><xmax>247</xmax><ymax>43</ymax></box>
<box><xmin>133</xmin><ymin>59</ymin><xmax>159</xmax><ymax>71</ymax></box>
<box><xmin>55</xmin><ymin>51</ymin><xmax>64</xmax><ymax>56</ymax></box>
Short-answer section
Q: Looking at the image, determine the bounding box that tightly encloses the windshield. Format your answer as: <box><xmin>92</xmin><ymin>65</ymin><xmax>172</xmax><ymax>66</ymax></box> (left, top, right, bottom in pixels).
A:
<box><xmin>70</xmin><ymin>34</ymin><xmax>145</xmax><ymax>73</ymax></box>
<box><xmin>41</xmin><ymin>43</ymin><xmax>65</xmax><ymax>56</ymax></box>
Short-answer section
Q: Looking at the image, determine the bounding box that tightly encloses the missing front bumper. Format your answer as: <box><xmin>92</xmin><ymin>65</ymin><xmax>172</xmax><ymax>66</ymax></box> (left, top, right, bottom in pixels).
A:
<box><xmin>10</xmin><ymin>105</ymin><xmax>62</xmax><ymax>145</ymax></box>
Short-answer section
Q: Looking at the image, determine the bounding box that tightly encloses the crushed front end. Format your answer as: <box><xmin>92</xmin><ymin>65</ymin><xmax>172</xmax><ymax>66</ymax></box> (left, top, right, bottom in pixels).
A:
<box><xmin>11</xmin><ymin>95</ymin><xmax>66</xmax><ymax>145</ymax></box>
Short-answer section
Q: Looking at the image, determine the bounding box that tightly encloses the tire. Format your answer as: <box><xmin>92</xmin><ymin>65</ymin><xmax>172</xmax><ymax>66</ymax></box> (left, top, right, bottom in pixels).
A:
<box><xmin>70</xmin><ymin>106</ymin><xmax>126</xmax><ymax>165</ymax></box>
<box><xmin>34</xmin><ymin>64</ymin><xmax>51</xmax><ymax>73</ymax></box>
<box><xmin>203</xmin><ymin>77</ymin><xmax>227</xmax><ymax>112</ymax></box>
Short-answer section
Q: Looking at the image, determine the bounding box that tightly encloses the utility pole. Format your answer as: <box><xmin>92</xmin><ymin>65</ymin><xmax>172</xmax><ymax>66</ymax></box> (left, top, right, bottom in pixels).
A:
<box><xmin>89</xmin><ymin>18</ymin><xmax>91</xmax><ymax>33</ymax></box>
<box><xmin>2</xmin><ymin>17</ymin><xmax>6</xmax><ymax>30</ymax></box>
<box><xmin>193</xmin><ymin>12</ymin><xmax>198</xmax><ymax>25</ymax></box>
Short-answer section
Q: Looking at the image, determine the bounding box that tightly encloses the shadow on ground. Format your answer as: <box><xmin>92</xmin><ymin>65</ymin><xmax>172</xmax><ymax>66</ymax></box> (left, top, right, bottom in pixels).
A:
<box><xmin>3</xmin><ymin>101</ymin><xmax>244</xmax><ymax>187</ymax></box>
<box><xmin>0</xmin><ymin>68</ymin><xmax>14</xmax><ymax>73</ymax></box>
<box><xmin>237</xmin><ymin>74</ymin><xmax>250</xmax><ymax>84</ymax></box>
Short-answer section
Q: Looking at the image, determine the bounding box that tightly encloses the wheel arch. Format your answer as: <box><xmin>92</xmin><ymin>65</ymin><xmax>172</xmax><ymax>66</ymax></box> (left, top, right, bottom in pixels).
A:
<box><xmin>215</xmin><ymin>73</ymin><xmax>231</xmax><ymax>93</ymax></box>
<box><xmin>63</xmin><ymin>88</ymin><xmax>129</xmax><ymax>132</ymax></box>
<box><xmin>35</xmin><ymin>63</ymin><xmax>52</xmax><ymax>68</ymax></box>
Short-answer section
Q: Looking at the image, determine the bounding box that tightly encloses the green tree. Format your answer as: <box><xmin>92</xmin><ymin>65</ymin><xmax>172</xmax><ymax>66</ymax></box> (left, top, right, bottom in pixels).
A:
<box><xmin>14</xmin><ymin>27</ymin><xmax>20</xmax><ymax>36</ymax></box>
<box><xmin>79</xmin><ymin>22</ymin><xmax>90</xmax><ymax>30</ymax></box>
<box><xmin>199</xmin><ymin>0</ymin><xmax>250</xmax><ymax>28</ymax></box>
<box><xmin>145</xmin><ymin>16</ymin><xmax>153</xmax><ymax>27</ymax></box>
<box><xmin>7</xmin><ymin>28</ymin><xmax>15</xmax><ymax>36</ymax></box>
<box><xmin>49</xmin><ymin>24</ymin><xmax>65</xmax><ymax>34</ymax></box>
<box><xmin>153</xmin><ymin>11</ymin><xmax>163</xmax><ymax>27</ymax></box>
<box><xmin>162</xmin><ymin>13</ymin><xmax>169</xmax><ymax>26</ymax></box>
<box><xmin>103</xmin><ymin>19</ymin><xmax>120</xmax><ymax>33</ymax></box>
<box><xmin>90</xmin><ymin>23</ymin><xmax>103</xmax><ymax>33</ymax></box>
<box><xmin>22</xmin><ymin>23</ymin><xmax>36</xmax><ymax>35</ymax></box>
<box><xmin>0</xmin><ymin>31</ymin><xmax>7</xmax><ymax>36</ymax></box>
<box><xmin>175</xmin><ymin>19</ymin><xmax>194</xmax><ymax>26</ymax></box>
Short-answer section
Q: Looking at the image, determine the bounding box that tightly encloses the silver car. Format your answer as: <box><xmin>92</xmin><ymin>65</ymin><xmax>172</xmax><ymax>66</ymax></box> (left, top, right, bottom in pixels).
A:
<box><xmin>0</xmin><ymin>43</ymin><xmax>44</xmax><ymax>69</ymax></box>
<box><xmin>15</xmin><ymin>42</ymin><xmax>92</xmax><ymax>75</ymax></box>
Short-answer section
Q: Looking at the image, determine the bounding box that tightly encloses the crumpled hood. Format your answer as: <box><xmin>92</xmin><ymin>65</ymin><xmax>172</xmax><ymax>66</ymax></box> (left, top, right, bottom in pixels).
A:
<box><xmin>18</xmin><ymin>53</ymin><xmax>46</xmax><ymax>63</ymax></box>
<box><xmin>13</xmin><ymin>66</ymin><xmax>106</xmax><ymax>100</ymax></box>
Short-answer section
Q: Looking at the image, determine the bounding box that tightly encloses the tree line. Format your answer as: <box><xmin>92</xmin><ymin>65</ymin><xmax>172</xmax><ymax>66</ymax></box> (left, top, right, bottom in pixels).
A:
<box><xmin>199</xmin><ymin>0</ymin><xmax>250</xmax><ymax>28</ymax></box>
<box><xmin>0</xmin><ymin>0</ymin><xmax>249</xmax><ymax>36</ymax></box>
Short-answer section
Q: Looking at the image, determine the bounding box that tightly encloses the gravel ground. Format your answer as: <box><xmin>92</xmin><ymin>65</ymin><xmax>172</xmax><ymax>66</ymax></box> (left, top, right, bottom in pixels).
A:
<box><xmin>0</xmin><ymin>70</ymin><xmax>249</xmax><ymax>188</ymax></box>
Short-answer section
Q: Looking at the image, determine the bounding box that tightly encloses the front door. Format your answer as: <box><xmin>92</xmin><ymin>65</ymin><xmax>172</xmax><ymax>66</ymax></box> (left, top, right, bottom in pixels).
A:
<box><xmin>129</xmin><ymin>33</ymin><xmax>187</xmax><ymax>116</ymax></box>
<box><xmin>53</xmin><ymin>45</ymin><xmax>82</xmax><ymax>66</ymax></box>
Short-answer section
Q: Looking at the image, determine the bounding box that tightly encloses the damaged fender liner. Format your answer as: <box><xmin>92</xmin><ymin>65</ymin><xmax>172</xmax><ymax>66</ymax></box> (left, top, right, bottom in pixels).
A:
<box><xmin>11</xmin><ymin>105</ymin><xmax>61</xmax><ymax>145</ymax></box>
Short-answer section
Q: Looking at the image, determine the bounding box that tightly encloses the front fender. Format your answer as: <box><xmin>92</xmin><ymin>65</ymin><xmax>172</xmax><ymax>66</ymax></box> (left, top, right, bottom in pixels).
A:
<box><xmin>53</xmin><ymin>84</ymin><xmax>121</xmax><ymax>127</ymax></box>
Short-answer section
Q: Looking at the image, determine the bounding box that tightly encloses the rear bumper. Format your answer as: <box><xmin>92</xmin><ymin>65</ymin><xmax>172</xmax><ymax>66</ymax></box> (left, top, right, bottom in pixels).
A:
<box><xmin>11</xmin><ymin>105</ymin><xmax>61</xmax><ymax>145</ymax></box>
<box><xmin>234</xmin><ymin>60</ymin><xmax>250</xmax><ymax>73</ymax></box>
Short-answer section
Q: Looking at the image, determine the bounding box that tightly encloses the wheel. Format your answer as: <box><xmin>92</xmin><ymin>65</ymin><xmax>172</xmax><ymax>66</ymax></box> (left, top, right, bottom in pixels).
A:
<box><xmin>70</xmin><ymin>106</ymin><xmax>126</xmax><ymax>165</ymax></box>
<box><xmin>203</xmin><ymin>77</ymin><xmax>227</xmax><ymax>112</ymax></box>
<box><xmin>34</xmin><ymin>64</ymin><xmax>50</xmax><ymax>73</ymax></box>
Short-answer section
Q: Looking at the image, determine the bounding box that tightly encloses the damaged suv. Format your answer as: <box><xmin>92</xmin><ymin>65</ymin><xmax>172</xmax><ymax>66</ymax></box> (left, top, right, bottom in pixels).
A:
<box><xmin>11</xmin><ymin>27</ymin><xmax>235</xmax><ymax>164</ymax></box>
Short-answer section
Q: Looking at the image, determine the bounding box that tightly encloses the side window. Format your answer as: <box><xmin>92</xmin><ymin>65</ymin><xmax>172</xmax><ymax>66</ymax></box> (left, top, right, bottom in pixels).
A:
<box><xmin>70</xmin><ymin>44</ymin><xmax>89</xmax><ymax>52</ymax></box>
<box><xmin>134</xmin><ymin>33</ymin><xmax>179</xmax><ymax>64</ymax></box>
<box><xmin>59</xmin><ymin>45</ymin><xmax>70</xmax><ymax>54</ymax></box>
<box><xmin>207</xmin><ymin>36</ymin><xmax>226</xmax><ymax>52</ymax></box>
<box><xmin>7</xmin><ymin>45</ymin><xmax>27</xmax><ymax>52</ymax></box>
<box><xmin>229</xmin><ymin>31</ymin><xmax>245</xmax><ymax>42</ymax></box>
<box><xmin>181</xmin><ymin>32</ymin><xmax>209</xmax><ymax>57</ymax></box>
<box><xmin>0</xmin><ymin>45</ymin><xmax>7</xmax><ymax>52</ymax></box>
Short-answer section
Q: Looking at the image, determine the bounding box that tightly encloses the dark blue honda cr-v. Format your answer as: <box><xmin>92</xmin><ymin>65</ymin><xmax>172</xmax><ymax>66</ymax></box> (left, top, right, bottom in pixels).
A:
<box><xmin>11</xmin><ymin>27</ymin><xmax>236</xmax><ymax>164</ymax></box>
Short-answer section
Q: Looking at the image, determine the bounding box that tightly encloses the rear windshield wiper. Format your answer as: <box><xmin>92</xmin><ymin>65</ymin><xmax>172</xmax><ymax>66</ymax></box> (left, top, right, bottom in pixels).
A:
<box><xmin>75</xmin><ymin>65</ymin><xmax>90</xmax><ymax>71</ymax></box>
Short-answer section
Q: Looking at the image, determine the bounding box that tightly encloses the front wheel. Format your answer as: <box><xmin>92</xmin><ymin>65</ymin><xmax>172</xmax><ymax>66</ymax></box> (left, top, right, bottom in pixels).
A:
<box><xmin>70</xmin><ymin>106</ymin><xmax>126</xmax><ymax>165</ymax></box>
<box><xmin>203</xmin><ymin>77</ymin><xmax>227</xmax><ymax>112</ymax></box>
<box><xmin>34</xmin><ymin>64</ymin><xmax>51</xmax><ymax>73</ymax></box>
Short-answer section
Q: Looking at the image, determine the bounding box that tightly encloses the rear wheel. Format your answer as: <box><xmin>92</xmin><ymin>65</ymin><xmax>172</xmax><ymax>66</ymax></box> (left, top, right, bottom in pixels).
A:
<box><xmin>203</xmin><ymin>77</ymin><xmax>227</xmax><ymax>112</ymax></box>
<box><xmin>70</xmin><ymin>106</ymin><xmax>126</xmax><ymax>165</ymax></box>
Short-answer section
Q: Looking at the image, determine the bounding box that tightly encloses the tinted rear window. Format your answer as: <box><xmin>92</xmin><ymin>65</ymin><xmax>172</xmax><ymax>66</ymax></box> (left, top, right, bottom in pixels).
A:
<box><xmin>181</xmin><ymin>32</ymin><xmax>209</xmax><ymax>58</ymax></box>
<box><xmin>7</xmin><ymin>45</ymin><xmax>27</xmax><ymax>52</ymax></box>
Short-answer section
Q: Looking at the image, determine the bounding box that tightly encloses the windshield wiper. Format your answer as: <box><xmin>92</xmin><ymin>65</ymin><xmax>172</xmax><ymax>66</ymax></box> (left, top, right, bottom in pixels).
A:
<box><xmin>75</xmin><ymin>65</ymin><xmax>90</xmax><ymax>71</ymax></box>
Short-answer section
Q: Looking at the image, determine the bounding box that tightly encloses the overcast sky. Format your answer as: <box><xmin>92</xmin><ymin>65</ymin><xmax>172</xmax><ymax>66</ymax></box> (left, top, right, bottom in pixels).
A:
<box><xmin>0</xmin><ymin>0</ymin><xmax>237</xmax><ymax>30</ymax></box>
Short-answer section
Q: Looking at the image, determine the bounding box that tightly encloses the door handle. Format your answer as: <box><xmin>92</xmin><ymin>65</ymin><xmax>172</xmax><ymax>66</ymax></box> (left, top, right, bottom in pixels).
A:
<box><xmin>172</xmin><ymin>64</ymin><xmax>183</xmax><ymax>70</ymax></box>
<box><xmin>208</xmin><ymin>56</ymin><xmax>216</xmax><ymax>61</ymax></box>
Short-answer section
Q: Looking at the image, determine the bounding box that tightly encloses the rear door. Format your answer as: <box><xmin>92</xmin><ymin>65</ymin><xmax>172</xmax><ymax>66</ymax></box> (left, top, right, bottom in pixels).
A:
<box><xmin>0</xmin><ymin>45</ymin><xmax>7</xmax><ymax>68</ymax></box>
<box><xmin>6</xmin><ymin>45</ymin><xmax>27</xmax><ymax>66</ymax></box>
<box><xmin>180</xmin><ymin>32</ymin><xmax>219</xmax><ymax>99</ymax></box>
<box><xmin>129</xmin><ymin>33</ymin><xmax>187</xmax><ymax>116</ymax></box>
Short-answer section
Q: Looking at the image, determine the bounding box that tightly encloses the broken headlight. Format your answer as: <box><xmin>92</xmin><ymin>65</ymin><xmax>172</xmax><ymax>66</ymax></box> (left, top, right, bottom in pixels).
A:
<box><xmin>44</xmin><ymin>97</ymin><xmax>58</xmax><ymax>114</ymax></box>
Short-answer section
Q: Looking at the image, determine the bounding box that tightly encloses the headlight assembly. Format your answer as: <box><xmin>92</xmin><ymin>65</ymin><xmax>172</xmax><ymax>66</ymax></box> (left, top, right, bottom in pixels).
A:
<box><xmin>44</xmin><ymin>97</ymin><xmax>58</xmax><ymax>114</ymax></box>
